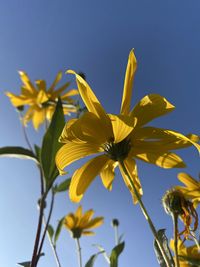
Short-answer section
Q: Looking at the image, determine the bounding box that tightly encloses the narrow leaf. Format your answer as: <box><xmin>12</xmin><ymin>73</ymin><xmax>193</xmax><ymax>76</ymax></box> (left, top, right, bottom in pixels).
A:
<box><xmin>110</xmin><ymin>242</ymin><xmax>125</xmax><ymax>267</ymax></box>
<box><xmin>41</xmin><ymin>98</ymin><xmax>65</xmax><ymax>189</ymax></box>
<box><xmin>0</xmin><ymin>146</ymin><xmax>37</xmax><ymax>162</ymax></box>
<box><xmin>47</xmin><ymin>224</ymin><xmax>54</xmax><ymax>240</ymax></box>
<box><xmin>54</xmin><ymin>217</ymin><xmax>65</xmax><ymax>245</ymax></box>
<box><xmin>34</xmin><ymin>145</ymin><xmax>41</xmax><ymax>162</ymax></box>
<box><xmin>85</xmin><ymin>252</ymin><xmax>103</xmax><ymax>267</ymax></box>
<box><xmin>17</xmin><ymin>254</ymin><xmax>44</xmax><ymax>267</ymax></box>
<box><xmin>93</xmin><ymin>244</ymin><xmax>110</xmax><ymax>264</ymax></box>
<box><xmin>54</xmin><ymin>178</ymin><xmax>71</xmax><ymax>193</ymax></box>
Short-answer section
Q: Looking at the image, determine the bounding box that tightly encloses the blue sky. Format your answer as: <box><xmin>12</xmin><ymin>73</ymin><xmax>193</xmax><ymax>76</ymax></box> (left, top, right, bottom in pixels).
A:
<box><xmin>0</xmin><ymin>1</ymin><xmax>200</xmax><ymax>266</ymax></box>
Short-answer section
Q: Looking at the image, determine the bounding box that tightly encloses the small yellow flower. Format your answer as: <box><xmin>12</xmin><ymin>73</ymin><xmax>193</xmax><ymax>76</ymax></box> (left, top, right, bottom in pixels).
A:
<box><xmin>64</xmin><ymin>206</ymin><xmax>103</xmax><ymax>238</ymax></box>
<box><xmin>6</xmin><ymin>71</ymin><xmax>78</xmax><ymax>129</ymax></box>
<box><xmin>176</xmin><ymin>173</ymin><xmax>200</xmax><ymax>208</ymax></box>
<box><xmin>170</xmin><ymin>239</ymin><xmax>200</xmax><ymax>267</ymax></box>
<box><xmin>56</xmin><ymin>49</ymin><xmax>200</xmax><ymax>203</ymax></box>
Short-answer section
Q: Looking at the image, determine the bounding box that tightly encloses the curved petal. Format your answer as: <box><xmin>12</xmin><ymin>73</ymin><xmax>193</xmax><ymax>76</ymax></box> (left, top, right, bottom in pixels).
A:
<box><xmin>130</xmin><ymin>94</ymin><xmax>175</xmax><ymax>127</ymax></box>
<box><xmin>119</xmin><ymin>158</ymin><xmax>142</xmax><ymax>204</ymax></box>
<box><xmin>83</xmin><ymin>217</ymin><xmax>104</xmax><ymax>229</ymax></box>
<box><xmin>67</xmin><ymin>70</ymin><xmax>113</xmax><ymax>137</ymax></box>
<box><xmin>132</xmin><ymin>127</ymin><xmax>200</xmax><ymax>152</ymax></box>
<box><xmin>69</xmin><ymin>155</ymin><xmax>109</xmax><ymax>202</ymax></box>
<box><xmin>134</xmin><ymin>151</ymin><xmax>186</xmax><ymax>169</ymax></box>
<box><xmin>177</xmin><ymin>173</ymin><xmax>199</xmax><ymax>189</ymax></box>
<box><xmin>109</xmin><ymin>114</ymin><xmax>137</xmax><ymax>143</ymax></box>
<box><xmin>56</xmin><ymin>142</ymin><xmax>100</xmax><ymax>175</ymax></box>
<box><xmin>60</xmin><ymin>112</ymin><xmax>113</xmax><ymax>145</ymax></box>
<box><xmin>120</xmin><ymin>49</ymin><xmax>137</xmax><ymax>115</ymax></box>
<box><xmin>100</xmin><ymin>160</ymin><xmax>117</xmax><ymax>190</ymax></box>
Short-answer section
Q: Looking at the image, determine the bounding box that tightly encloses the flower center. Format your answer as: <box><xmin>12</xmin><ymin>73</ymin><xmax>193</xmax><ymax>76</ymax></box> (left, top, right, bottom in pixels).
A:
<box><xmin>103</xmin><ymin>138</ymin><xmax>131</xmax><ymax>161</ymax></box>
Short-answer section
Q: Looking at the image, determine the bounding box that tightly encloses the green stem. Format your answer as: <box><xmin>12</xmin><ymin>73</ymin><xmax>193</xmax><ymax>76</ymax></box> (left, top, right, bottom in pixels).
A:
<box><xmin>75</xmin><ymin>238</ymin><xmax>82</xmax><ymax>267</ymax></box>
<box><xmin>119</xmin><ymin>160</ymin><xmax>171</xmax><ymax>267</ymax></box>
<box><xmin>172</xmin><ymin>213</ymin><xmax>180</xmax><ymax>267</ymax></box>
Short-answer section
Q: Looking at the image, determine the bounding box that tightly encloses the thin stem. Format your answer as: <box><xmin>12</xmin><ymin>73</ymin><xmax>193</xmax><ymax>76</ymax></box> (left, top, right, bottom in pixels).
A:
<box><xmin>119</xmin><ymin>160</ymin><xmax>171</xmax><ymax>267</ymax></box>
<box><xmin>36</xmin><ymin>191</ymin><xmax>55</xmax><ymax>265</ymax></box>
<box><xmin>114</xmin><ymin>226</ymin><xmax>119</xmax><ymax>246</ymax></box>
<box><xmin>75</xmin><ymin>238</ymin><xmax>82</xmax><ymax>267</ymax></box>
<box><xmin>172</xmin><ymin>213</ymin><xmax>180</xmax><ymax>267</ymax></box>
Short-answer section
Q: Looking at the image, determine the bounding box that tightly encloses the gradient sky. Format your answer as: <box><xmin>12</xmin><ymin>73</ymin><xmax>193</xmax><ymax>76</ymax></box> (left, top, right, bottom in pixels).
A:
<box><xmin>0</xmin><ymin>1</ymin><xmax>200</xmax><ymax>267</ymax></box>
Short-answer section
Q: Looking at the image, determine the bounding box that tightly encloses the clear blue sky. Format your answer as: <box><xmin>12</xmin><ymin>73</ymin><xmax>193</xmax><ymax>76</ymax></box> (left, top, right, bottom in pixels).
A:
<box><xmin>0</xmin><ymin>1</ymin><xmax>200</xmax><ymax>266</ymax></box>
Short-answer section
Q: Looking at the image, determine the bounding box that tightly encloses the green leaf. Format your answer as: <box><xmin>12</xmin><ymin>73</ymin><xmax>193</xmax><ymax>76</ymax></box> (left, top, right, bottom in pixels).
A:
<box><xmin>93</xmin><ymin>244</ymin><xmax>110</xmax><ymax>264</ymax></box>
<box><xmin>54</xmin><ymin>178</ymin><xmax>71</xmax><ymax>193</ymax></box>
<box><xmin>17</xmin><ymin>254</ymin><xmax>44</xmax><ymax>267</ymax></box>
<box><xmin>47</xmin><ymin>224</ymin><xmax>54</xmax><ymax>240</ymax></box>
<box><xmin>110</xmin><ymin>242</ymin><xmax>125</xmax><ymax>267</ymax></box>
<box><xmin>0</xmin><ymin>146</ymin><xmax>37</xmax><ymax>162</ymax></box>
<box><xmin>154</xmin><ymin>229</ymin><xmax>175</xmax><ymax>267</ymax></box>
<box><xmin>41</xmin><ymin>98</ymin><xmax>65</xmax><ymax>189</ymax></box>
<box><xmin>54</xmin><ymin>217</ymin><xmax>65</xmax><ymax>245</ymax></box>
<box><xmin>179</xmin><ymin>255</ymin><xmax>200</xmax><ymax>266</ymax></box>
<box><xmin>85</xmin><ymin>252</ymin><xmax>104</xmax><ymax>267</ymax></box>
<box><xmin>34</xmin><ymin>145</ymin><xmax>41</xmax><ymax>162</ymax></box>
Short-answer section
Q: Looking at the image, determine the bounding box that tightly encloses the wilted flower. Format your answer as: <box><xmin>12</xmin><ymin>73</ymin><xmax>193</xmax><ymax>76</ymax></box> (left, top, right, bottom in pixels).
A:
<box><xmin>64</xmin><ymin>206</ymin><xmax>103</xmax><ymax>238</ymax></box>
<box><xmin>162</xmin><ymin>189</ymin><xmax>198</xmax><ymax>240</ymax></box>
<box><xmin>56</xmin><ymin>49</ymin><xmax>200</xmax><ymax>203</ymax></box>
<box><xmin>6</xmin><ymin>71</ymin><xmax>78</xmax><ymax>129</ymax></box>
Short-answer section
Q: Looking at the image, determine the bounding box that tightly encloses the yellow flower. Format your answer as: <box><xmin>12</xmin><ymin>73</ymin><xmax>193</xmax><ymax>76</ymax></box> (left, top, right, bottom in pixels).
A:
<box><xmin>64</xmin><ymin>205</ymin><xmax>103</xmax><ymax>238</ymax></box>
<box><xmin>6</xmin><ymin>71</ymin><xmax>78</xmax><ymax>129</ymax></box>
<box><xmin>56</xmin><ymin>49</ymin><xmax>200</xmax><ymax>203</ymax></box>
<box><xmin>176</xmin><ymin>173</ymin><xmax>200</xmax><ymax>208</ymax></box>
<box><xmin>170</xmin><ymin>239</ymin><xmax>200</xmax><ymax>267</ymax></box>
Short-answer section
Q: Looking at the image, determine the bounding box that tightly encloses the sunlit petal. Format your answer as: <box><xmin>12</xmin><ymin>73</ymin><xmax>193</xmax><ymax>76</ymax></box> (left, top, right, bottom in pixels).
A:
<box><xmin>83</xmin><ymin>217</ymin><xmax>104</xmax><ymax>229</ymax></box>
<box><xmin>130</xmin><ymin>94</ymin><xmax>175</xmax><ymax>126</ymax></box>
<box><xmin>56</xmin><ymin>142</ymin><xmax>100</xmax><ymax>175</ymax></box>
<box><xmin>109</xmin><ymin>114</ymin><xmax>137</xmax><ymax>143</ymax></box>
<box><xmin>120</xmin><ymin>49</ymin><xmax>137</xmax><ymax>115</ymax></box>
<box><xmin>6</xmin><ymin>92</ymin><xmax>32</xmax><ymax>107</ymax></box>
<box><xmin>69</xmin><ymin>155</ymin><xmax>109</xmax><ymax>202</ymax></box>
<box><xmin>100</xmin><ymin>160</ymin><xmax>117</xmax><ymax>190</ymax></box>
<box><xmin>178</xmin><ymin>172</ymin><xmax>199</xmax><ymax>189</ymax></box>
<box><xmin>48</xmin><ymin>71</ymin><xmax>62</xmax><ymax>93</ymax></box>
<box><xmin>32</xmin><ymin>108</ymin><xmax>46</xmax><ymax>130</ymax></box>
<box><xmin>18</xmin><ymin>71</ymin><xmax>36</xmax><ymax>94</ymax></box>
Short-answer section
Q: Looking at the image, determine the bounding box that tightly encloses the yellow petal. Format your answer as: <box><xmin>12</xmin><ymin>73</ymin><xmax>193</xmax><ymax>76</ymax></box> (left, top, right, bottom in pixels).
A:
<box><xmin>130</xmin><ymin>94</ymin><xmax>175</xmax><ymax>126</ymax></box>
<box><xmin>32</xmin><ymin>108</ymin><xmax>46</xmax><ymax>130</ymax></box>
<box><xmin>35</xmin><ymin>80</ymin><xmax>46</xmax><ymax>91</ymax></box>
<box><xmin>75</xmin><ymin>206</ymin><xmax>83</xmax><ymax>219</ymax></box>
<box><xmin>83</xmin><ymin>217</ymin><xmax>104</xmax><ymax>229</ymax></box>
<box><xmin>67</xmin><ymin>70</ymin><xmax>113</xmax><ymax>136</ymax></box>
<box><xmin>82</xmin><ymin>231</ymin><xmax>95</xmax><ymax>236</ymax></box>
<box><xmin>61</xmin><ymin>89</ymin><xmax>79</xmax><ymax>98</ymax></box>
<box><xmin>51</xmin><ymin>82</ymin><xmax>70</xmax><ymax>99</ymax></box>
<box><xmin>36</xmin><ymin>90</ymin><xmax>49</xmax><ymax>105</ymax></box>
<box><xmin>135</xmin><ymin>151</ymin><xmax>186</xmax><ymax>169</ymax></box>
<box><xmin>100</xmin><ymin>160</ymin><xmax>117</xmax><ymax>190</ymax></box>
<box><xmin>48</xmin><ymin>71</ymin><xmax>62</xmax><ymax>93</ymax></box>
<box><xmin>109</xmin><ymin>114</ymin><xmax>137</xmax><ymax>143</ymax></box>
<box><xmin>79</xmin><ymin>209</ymin><xmax>95</xmax><ymax>228</ymax></box>
<box><xmin>64</xmin><ymin>213</ymin><xmax>76</xmax><ymax>230</ymax></box>
<box><xmin>18</xmin><ymin>71</ymin><xmax>36</xmax><ymax>94</ymax></box>
<box><xmin>56</xmin><ymin>142</ymin><xmax>100</xmax><ymax>175</ymax></box>
<box><xmin>119</xmin><ymin>158</ymin><xmax>143</xmax><ymax>204</ymax></box>
<box><xmin>60</xmin><ymin>112</ymin><xmax>112</xmax><ymax>145</ymax></box>
<box><xmin>69</xmin><ymin>155</ymin><xmax>109</xmax><ymax>202</ymax></box>
<box><xmin>120</xmin><ymin>49</ymin><xmax>137</xmax><ymax>115</ymax></box>
<box><xmin>178</xmin><ymin>172</ymin><xmax>200</xmax><ymax>189</ymax></box>
<box><xmin>6</xmin><ymin>92</ymin><xmax>32</xmax><ymax>107</ymax></box>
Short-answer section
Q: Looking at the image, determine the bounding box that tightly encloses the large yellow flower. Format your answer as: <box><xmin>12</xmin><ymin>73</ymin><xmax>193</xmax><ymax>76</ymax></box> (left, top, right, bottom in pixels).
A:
<box><xmin>170</xmin><ymin>239</ymin><xmax>200</xmax><ymax>267</ymax></box>
<box><xmin>176</xmin><ymin>173</ymin><xmax>200</xmax><ymax>208</ymax></box>
<box><xmin>56</xmin><ymin>50</ymin><xmax>200</xmax><ymax>203</ymax></box>
<box><xmin>64</xmin><ymin>205</ymin><xmax>103</xmax><ymax>238</ymax></box>
<box><xmin>6</xmin><ymin>71</ymin><xmax>79</xmax><ymax>129</ymax></box>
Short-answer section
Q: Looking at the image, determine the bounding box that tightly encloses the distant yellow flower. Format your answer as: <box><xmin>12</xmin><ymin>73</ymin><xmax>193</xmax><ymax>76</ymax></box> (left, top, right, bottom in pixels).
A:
<box><xmin>6</xmin><ymin>71</ymin><xmax>78</xmax><ymax>129</ymax></box>
<box><xmin>64</xmin><ymin>206</ymin><xmax>103</xmax><ymax>238</ymax></box>
<box><xmin>170</xmin><ymin>239</ymin><xmax>200</xmax><ymax>267</ymax></box>
<box><xmin>56</xmin><ymin>49</ymin><xmax>200</xmax><ymax>203</ymax></box>
<box><xmin>176</xmin><ymin>173</ymin><xmax>200</xmax><ymax>208</ymax></box>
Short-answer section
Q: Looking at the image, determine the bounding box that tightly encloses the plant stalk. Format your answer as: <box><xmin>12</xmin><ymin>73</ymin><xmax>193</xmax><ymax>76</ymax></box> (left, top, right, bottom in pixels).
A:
<box><xmin>75</xmin><ymin>238</ymin><xmax>82</xmax><ymax>267</ymax></box>
<box><xmin>172</xmin><ymin>213</ymin><xmax>180</xmax><ymax>267</ymax></box>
